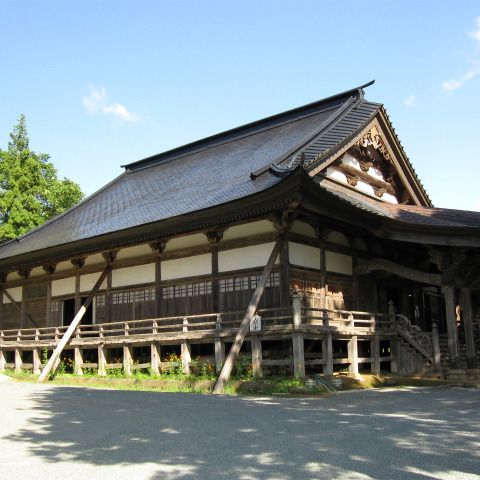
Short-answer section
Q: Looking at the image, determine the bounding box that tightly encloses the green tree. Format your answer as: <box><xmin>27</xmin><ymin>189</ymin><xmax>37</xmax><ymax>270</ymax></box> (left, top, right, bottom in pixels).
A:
<box><xmin>0</xmin><ymin>115</ymin><xmax>84</xmax><ymax>240</ymax></box>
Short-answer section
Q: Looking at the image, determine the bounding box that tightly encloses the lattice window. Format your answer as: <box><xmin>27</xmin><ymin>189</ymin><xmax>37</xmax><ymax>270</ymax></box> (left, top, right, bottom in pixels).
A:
<box><xmin>50</xmin><ymin>301</ymin><xmax>61</xmax><ymax>312</ymax></box>
<box><xmin>25</xmin><ymin>283</ymin><xmax>47</xmax><ymax>299</ymax></box>
<box><xmin>162</xmin><ymin>281</ymin><xmax>212</xmax><ymax>299</ymax></box>
<box><xmin>220</xmin><ymin>272</ymin><xmax>279</xmax><ymax>292</ymax></box>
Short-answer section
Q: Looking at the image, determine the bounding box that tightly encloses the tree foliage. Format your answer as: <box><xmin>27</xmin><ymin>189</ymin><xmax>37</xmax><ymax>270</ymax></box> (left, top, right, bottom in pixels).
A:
<box><xmin>0</xmin><ymin>115</ymin><xmax>84</xmax><ymax>240</ymax></box>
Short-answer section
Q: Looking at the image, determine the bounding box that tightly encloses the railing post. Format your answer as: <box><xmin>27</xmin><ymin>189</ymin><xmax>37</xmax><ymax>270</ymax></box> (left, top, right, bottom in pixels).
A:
<box><xmin>322</xmin><ymin>310</ymin><xmax>333</xmax><ymax>377</ymax></box>
<box><xmin>181</xmin><ymin>318</ymin><xmax>191</xmax><ymax>374</ymax></box>
<box><xmin>150</xmin><ymin>320</ymin><xmax>160</xmax><ymax>375</ymax></box>
<box><xmin>291</xmin><ymin>294</ymin><xmax>305</xmax><ymax>378</ymax></box>
<box><xmin>214</xmin><ymin>315</ymin><xmax>225</xmax><ymax>374</ymax></box>
<box><xmin>371</xmin><ymin>332</ymin><xmax>380</xmax><ymax>375</ymax></box>
<box><xmin>390</xmin><ymin>338</ymin><xmax>399</xmax><ymax>373</ymax></box>
<box><xmin>431</xmin><ymin>322</ymin><xmax>442</xmax><ymax>373</ymax></box>
<box><xmin>123</xmin><ymin>323</ymin><xmax>132</xmax><ymax>376</ymax></box>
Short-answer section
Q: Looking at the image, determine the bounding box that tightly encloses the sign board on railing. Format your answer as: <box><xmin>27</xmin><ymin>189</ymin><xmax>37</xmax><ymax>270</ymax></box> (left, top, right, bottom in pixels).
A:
<box><xmin>250</xmin><ymin>314</ymin><xmax>261</xmax><ymax>332</ymax></box>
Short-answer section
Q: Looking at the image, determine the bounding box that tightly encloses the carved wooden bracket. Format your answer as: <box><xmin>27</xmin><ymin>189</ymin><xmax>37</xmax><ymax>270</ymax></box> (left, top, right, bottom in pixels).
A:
<box><xmin>71</xmin><ymin>257</ymin><xmax>85</xmax><ymax>269</ymax></box>
<box><xmin>205</xmin><ymin>230</ymin><xmax>224</xmax><ymax>245</ymax></box>
<box><xmin>102</xmin><ymin>251</ymin><xmax>118</xmax><ymax>264</ymax></box>
<box><xmin>43</xmin><ymin>263</ymin><xmax>57</xmax><ymax>275</ymax></box>
<box><xmin>149</xmin><ymin>240</ymin><xmax>167</xmax><ymax>255</ymax></box>
<box><xmin>272</xmin><ymin>208</ymin><xmax>298</xmax><ymax>233</ymax></box>
<box><xmin>18</xmin><ymin>269</ymin><xmax>31</xmax><ymax>279</ymax></box>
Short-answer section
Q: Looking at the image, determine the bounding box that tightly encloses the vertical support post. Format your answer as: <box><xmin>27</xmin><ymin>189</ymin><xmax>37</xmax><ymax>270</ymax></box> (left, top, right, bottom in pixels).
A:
<box><xmin>155</xmin><ymin>257</ymin><xmax>162</xmax><ymax>317</ymax></box>
<box><xmin>106</xmin><ymin>269</ymin><xmax>112</xmax><ymax>322</ymax></box>
<box><xmin>322</xmin><ymin>310</ymin><xmax>333</xmax><ymax>377</ymax></box>
<box><xmin>279</xmin><ymin>237</ymin><xmax>290</xmax><ymax>307</ymax></box>
<box><xmin>74</xmin><ymin>347</ymin><xmax>84</xmax><ymax>376</ymax></box>
<box><xmin>442</xmin><ymin>286</ymin><xmax>460</xmax><ymax>369</ymax></box>
<box><xmin>460</xmin><ymin>287</ymin><xmax>476</xmax><ymax>369</ymax></box>
<box><xmin>15</xmin><ymin>348</ymin><xmax>22</xmax><ymax>373</ymax></box>
<box><xmin>251</xmin><ymin>334</ymin><xmax>262</xmax><ymax>377</ymax></box>
<box><xmin>320</xmin><ymin>246</ymin><xmax>327</xmax><ymax>309</ymax></box>
<box><xmin>181</xmin><ymin>318</ymin><xmax>191</xmax><ymax>374</ymax></box>
<box><xmin>431</xmin><ymin>322</ymin><xmax>442</xmax><ymax>373</ymax></box>
<box><xmin>33</xmin><ymin>348</ymin><xmax>41</xmax><ymax>375</ymax></box>
<box><xmin>214</xmin><ymin>314</ymin><xmax>225</xmax><ymax>373</ymax></box>
<box><xmin>0</xmin><ymin>286</ymin><xmax>4</xmax><ymax>330</ymax></box>
<box><xmin>0</xmin><ymin>344</ymin><xmax>5</xmax><ymax>372</ymax></box>
<box><xmin>123</xmin><ymin>322</ymin><xmax>132</xmax><ymax>375</ymax></box>
<box><xmin>151</xmin><ymin>320</ymin><xmax>160</xmax><ymax>375</ymax></box>
<box><xmin>46</xmin><ymin>279</ymin><xmax>52</xmax><ymax>327</ymax></box>
<box><xmin>348</xmin><ymin>335</ymin><xmax>359</xmax><ymax>377</ymax></box>
<box><xmin>21</xmin><ymin>285</ymin><xmax>27</xmax><ymax>329</ymax></box>
<box><xmin>371</xmin><ymin>332</ymin><xmax>380</xmax><ymax>375</ymax></box>
<box><xmin>75</xmin><ymin>272</ymin><xmax>81</xmax><ymax>314</ymax></box>
<box><xmin>292</xmin><ymin>293</ymin><xmax>305</xmax><ymax>378</ymax></box>
<box><xmin>98</xmin><ymin>346</ymin><xmax>107</xmax><ymax>376</ymax></box>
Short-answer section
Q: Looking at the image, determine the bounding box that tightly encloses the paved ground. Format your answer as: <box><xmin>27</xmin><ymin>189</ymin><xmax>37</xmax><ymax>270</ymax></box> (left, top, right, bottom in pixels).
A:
<box><xmin>0</xmin><ymin>381</ymin><xmax>479</xmax><ymax>480</ymax></box>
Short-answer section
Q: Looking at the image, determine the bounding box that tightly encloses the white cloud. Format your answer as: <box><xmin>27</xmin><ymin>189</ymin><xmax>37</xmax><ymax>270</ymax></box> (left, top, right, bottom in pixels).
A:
<box><xmin>442</xmin><ymin>69</ymin><xmax>478</xmax><ymax>92</ymax></box>
<box><xmin>469</xmin><ymin>16</ymin><xmax>480</xmax><ymax>44</ymax></box>
<box><xmin>404</xmin><ymin>95</ymin><xmax>416</xmax><ymax>107</ymax></box>
<box><xmin>82</xmin><ymin>86</ymin><xmax>138</xmax><ymax>122</ymax></box>
<box><xmin>442</xmin><ymin>17</ymin><xmax>480</xmax><ymax>92</ymax></box>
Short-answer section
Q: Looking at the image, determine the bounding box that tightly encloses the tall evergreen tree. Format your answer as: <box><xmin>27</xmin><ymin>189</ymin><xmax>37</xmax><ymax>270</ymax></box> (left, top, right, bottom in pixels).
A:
<box><xmin>0</xmin><ymin>115</ymin><xmax>84</xmax><ymax>240</ymax></box>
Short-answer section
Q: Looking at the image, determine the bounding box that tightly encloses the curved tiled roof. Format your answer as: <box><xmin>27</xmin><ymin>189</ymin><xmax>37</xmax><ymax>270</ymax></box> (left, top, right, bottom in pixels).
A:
<box><xmin>0</xmin><ymin>84</ymin><xmax>371</xmax><ymax>262</ymax></box>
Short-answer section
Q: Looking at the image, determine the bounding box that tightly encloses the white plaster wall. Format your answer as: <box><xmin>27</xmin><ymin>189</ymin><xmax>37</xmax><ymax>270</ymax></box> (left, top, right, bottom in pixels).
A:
<box><xmin>219</xmin><ymin>243</ymin><xmax>278</xmax><ymax>272</ymax></box>
<box><xmin>55</xmin><ymin>261</ymin><xmax>72</xmax><ymax>272</ymax></box>
<box><xmin>112</xmin><ymin>264</ymin><xmax>156</xmax><ymax>288</ymax></box>
<box><xmin>3</xmin><ymin>287</ymin><xmax>22</xmax><ymax>304</ymax></box>
<box><xmin>83</xmin><ymin>253</ymin><xmax>105</xmax><ymax>267</ymax></box>
<box><xmin>383</xmin><ymin>192</ymin><xmax>398</xmax><ymax>204</ymax></box>
<box><xmin>326</xmin><ymin>230</ymin><xmax>350</xmax><ymax>247</ymax></box>
<box><xmin>80</xmin><ymin>272</ymin><xmax>107</xmax><ymax>292</ymax></box>
<box><xmin>289</xmin><ymin>242</ymin><xmax>321</xmax><ymax>269</ymax></box>
<box><xmin>52</xmin><ymin>277</ymin><xmax>76</xmax><ymax>297</ymax></box>
<box><xmin>6</xmin><ymin>272</ymin><xmax>23</xmax><ymax>282</ymax></box>
<box><xmin>326</xmin><ymin>251</ymin><xmax>352</xmax><ymax>275</ymax></box>
<box><xmin>222</xmin><ymin>220</ymin><xmax>275</xmax><ymax>242</ymax></box>
<box><xmin>162</xmin><ymin>254</ymin><xmax>212</xmax><ymax>280</ymax></box>
<box><xmin>116</xmin><ymin>244</ymin><xmax>152</xmax><ymax>261</ymax></box>
<box><xmin>165</xmin><ymin>233</ymin><xmax>208</xmax><ymax>252</ymax></box>
<box><xmin>326</xmin><ymin>167</ymin><xmax>347</xmax><ymax>184</ymax></box>
<box><xmin>356</xmin><ymin>180</ymin><xmax>376</xmax><ymax>197</ymax></box>
<box><xmin>29</xmin><ymin>267</ymin><xmax>45</xmax><ymax>278</ymax></box>
<box><xmin>290</xmin><ymin>221</ymin><xmax>316</xmax><ymax>238</ymax></box>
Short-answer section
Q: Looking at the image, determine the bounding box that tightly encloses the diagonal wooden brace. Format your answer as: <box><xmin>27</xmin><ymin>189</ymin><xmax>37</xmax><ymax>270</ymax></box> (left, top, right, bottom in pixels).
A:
<box><xmin>213</xmin><ymin>236</ymin><xmax>284</xmax><ymax>394</ymax></box>
<box><xmin>37</xmin><ymin>266</ymin><xmax>111</xmax><ymax>382</ymax></box>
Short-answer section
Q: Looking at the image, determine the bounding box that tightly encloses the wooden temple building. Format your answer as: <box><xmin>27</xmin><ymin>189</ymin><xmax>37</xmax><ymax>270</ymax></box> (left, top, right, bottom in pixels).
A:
<box><xmin>0</xmin><ymin>81</ymin><xmax>479</xmax><ymax>384</ymax></box>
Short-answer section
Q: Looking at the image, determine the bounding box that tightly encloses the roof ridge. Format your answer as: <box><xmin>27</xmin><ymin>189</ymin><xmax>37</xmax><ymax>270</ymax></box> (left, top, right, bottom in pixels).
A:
<box><xmin>124</xmin><ymin>81</ymin><xmax>375</xmax><ymax>172</ymax></box>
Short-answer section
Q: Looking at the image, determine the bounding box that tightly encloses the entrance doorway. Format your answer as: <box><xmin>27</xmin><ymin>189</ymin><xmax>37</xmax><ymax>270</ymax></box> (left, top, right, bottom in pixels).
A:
<box><xmin>62</xmin><ymin>298</ymin><xmax>93</xmax><ymax>326</ymax></box>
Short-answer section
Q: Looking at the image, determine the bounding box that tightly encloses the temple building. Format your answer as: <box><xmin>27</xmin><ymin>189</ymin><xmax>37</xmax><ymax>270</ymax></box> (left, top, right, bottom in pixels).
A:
<box><xmin>0</xmin><ymin>81</ymin><xmax>479</xmax><ymax>381</ymax></box>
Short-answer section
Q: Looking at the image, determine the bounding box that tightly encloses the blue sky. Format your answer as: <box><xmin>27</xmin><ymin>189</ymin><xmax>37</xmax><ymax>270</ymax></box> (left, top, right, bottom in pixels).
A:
<box><xmin>1</xmin><ymin>1</ymin><xmax>479</xmax><ymax>210</ymax></box>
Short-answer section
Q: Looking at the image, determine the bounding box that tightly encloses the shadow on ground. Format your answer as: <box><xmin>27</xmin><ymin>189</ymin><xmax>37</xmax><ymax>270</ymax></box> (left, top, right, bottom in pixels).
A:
<box><xmin>4</xmin><ymin>385</ymin><xmax>480</xmax><ymax>479</ymax></box>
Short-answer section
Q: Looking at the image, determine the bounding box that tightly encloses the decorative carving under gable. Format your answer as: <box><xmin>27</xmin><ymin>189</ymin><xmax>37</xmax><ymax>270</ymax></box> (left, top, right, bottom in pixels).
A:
<box><xmin>350</xmin><ymin>126</ymin><xmax>396</xmax><ymax>183</ymax></box>
<box><xmin>205</xmin><ymin>230</ymin><xmax>224</xmax><ymax>245</ymax></box>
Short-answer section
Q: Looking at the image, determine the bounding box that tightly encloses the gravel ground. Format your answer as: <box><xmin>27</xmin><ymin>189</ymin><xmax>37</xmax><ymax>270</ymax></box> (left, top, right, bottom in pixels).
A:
<box><xmin>0</xmin><ymin>381</ymin><xmax>479</xmax><ymax>480</ymax></box>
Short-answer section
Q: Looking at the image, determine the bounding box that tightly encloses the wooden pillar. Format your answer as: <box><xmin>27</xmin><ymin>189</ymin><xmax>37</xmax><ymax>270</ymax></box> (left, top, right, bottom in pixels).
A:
<box><xmin>206</xmin><ymin>231</ymin><xmax>223</xmax><ymax>313</ymax></box>
<box><xmin>322</xmin><ymin>311</ymin><xmax>333</xmax><ymax>376</ymax></box>
<box><xmin>106</xmin><ymin>270</ymin><xmax>112</xmax><ymax>322</ymax></box>
<box><xmin>151</xmin><ymin>342</ymin><xmax>161</xmax><ymax>375</ymax></box>
<box><xmin>123</xmin><ymin>345</ymin><xmax>133</xmax><ymax>376</ymax></box>
<box><xmin>75</xmin><ymin>272</ymin><xmax>81</xmax><ymax>314</ymax></box>
<box><xmin>0</xmin><ymin>346</ymin><xmax>5</xmax><ymax>372</ymax></box>
<box><xmin>33</xmin><ymin>348</ymin><xmax>41</xmax><ymax>375</ymax></box>
<box><xmin>292</xmin><ymin>293</ymin><xmax>305</xmax><ymax>377</ymax></box>
<box><xmin>251</xmin><ymin>334</ymin><xmax>262</xmax><ymax>377</ymax></box>
<box><xmin>460</xmin><ymin>288</ymin><xmax>476</xmax><ymax>369</ymax></box>
<box><xmin>15</xmin><ymin>348</ymin><xmax>22</xmax><ymax>373</ymax></box>
<box><xmin>21</xmin><ymin>285</ymin><xmax>27</xmax><ymax>329</ymax></box>
<box><xmin>46</xmin><ymin>280</ymin><xmax>52</xmax><ymax>327</ymax></box>
<box><xmin>279</xmin><ymin>237</ymin><xmax>290</xmax><ymax>307</ymax></box>
<box><xmin>371</xmin><ymin>333</ymin><xmax>380</xmax><ymax>375</ymax></box>
<box><xmin>431</xmin><ymin>322</ymin><xmax>442</xmax><ymax>373</ymax></box>
<box><xmin>442</xmin><ymin>286</ymin><xmax>460</xmax><ymax>369</ymax></box>
<box><xmin>319</xmin><ymin>246</ymin><xmax>327</xmax><ymax>308</ymax></box>
<box><xmin>352</xmin><ymin>248</ymin><xmax>359</xmax><ymax>310</ymax></box>
<box><xmin>214</xmin><ymin>315</ymin><xmax>225</xmax><ymax>373</ymax></box>
<box><xmin>0</xmin><ymin>287</ymin><xmax>3</xmax><ymax>330</ymax></box>
<box><xmin>348</xmin><ymin>336</ymin><xmax>359</xmax><ymax>377</ymax></box>
<box><xmin>74</xmin><ymin>347</ymin><xmax>84</xmax><ymax>376</ymax></box>
<box><xmin>155</xmin><ymin>257</ymin><xmax>162</xmax><ymax>317</ymax></box>
<box><xmin>98</xmin><ymin>344</ymin><xmax>107</xmax><ymax>376</ymax></box>
<box><xmin>181</xmin><ymin>318</ymin><xmax>191</xmax><ymax>374</ymax></box>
